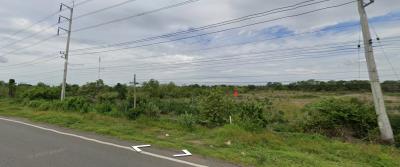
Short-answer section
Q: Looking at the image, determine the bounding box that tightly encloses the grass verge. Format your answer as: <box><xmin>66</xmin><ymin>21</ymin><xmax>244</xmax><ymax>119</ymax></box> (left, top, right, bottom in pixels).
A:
<box><xmin>0</xmin><ymin>98</ymin><xmax>399</xmax><ymax>167</ymax></box>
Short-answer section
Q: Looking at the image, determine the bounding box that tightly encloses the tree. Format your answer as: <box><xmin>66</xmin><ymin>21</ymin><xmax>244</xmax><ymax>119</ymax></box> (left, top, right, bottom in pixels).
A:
<box><xmin>142</xmin><ymin>79</ymin><xmax>160</xmax><ymax>98</ymax></box>
<box><xmin>8</xmin><ymin>79</ymin><xmax>16</xmax><ymax>98</ymax></box>
<box><xmin>114</xmin><ymin>83</ymin><xmax>127</xmax><ymax>99</ymax></box>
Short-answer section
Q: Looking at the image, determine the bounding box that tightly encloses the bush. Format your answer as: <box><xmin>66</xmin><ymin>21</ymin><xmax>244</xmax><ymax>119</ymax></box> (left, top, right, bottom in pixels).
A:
<box><xmin>143</xmin><ymin>102</ymin><xmax>161</xmax><ymax>118</ymax></box>
<box><xmin>96</xmin><ymin>92</ymin><xmax>119</xmax><ymax>103</ymax></box>
<box><xmin>22</xmin><ymin>87</ymin><xmax>59</xmax><ymax>100</ymax></box>
<box><xmin>126</xmin><ymin>107</ymin><xmax>142</xmax><ymax>120</ymax></box>
<box><xmin>178</xmin><ymin>113</ymin><xmax>197</xmax><ymax>130</ymax></box>
<box><xmin>59</xmin><ymin>97</ymin><xmax>91</xmax><ymax>113</ymax></box>
<box><xmin>126</xmin><ymin>101</ymin><xmax>161</xmax><ymax>120</ymax></box>
<box><xmin>27</xmin><ymin>100</ymin><xmax>47</xmax><ymax>109</ymax></box>
<box><xmin>198</xmin><ymin>90</ymin><xmax>234</xmax><ymax>127</ymax></box>
<box><xmin>234</xmin><ymin>98</ymin><xmax>286</xmax><ymax>131</ymax></box>
<box><xmin>95</xmin><ymin>102</ymin><xmax>113</xmax><ymax>113</ymax></box>
<box><xmin>235</xmin><ymin>99</ymin><xmax>268</xmax><ymax>131</ymax></box>
<box><xmin>157</xmin><ymin>99</ymin><xmax>197</xmax><ymax>115</ymax></box>
<box><xmin>395</xmin><ymin>133</ymin><xmax>400</xmax><ymax>148</ymax></box>
<box><xmin>302</xmin><ymin>97</ymin><xmax>377</xmax><ymax>139</ymax></box>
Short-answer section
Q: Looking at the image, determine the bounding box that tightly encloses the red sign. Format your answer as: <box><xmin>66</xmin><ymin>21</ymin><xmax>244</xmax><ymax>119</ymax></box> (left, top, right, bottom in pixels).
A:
<box><xmin>233</xmin><ymin>89</ymin><xmax>239</xmax><ymax>97</ymax></box>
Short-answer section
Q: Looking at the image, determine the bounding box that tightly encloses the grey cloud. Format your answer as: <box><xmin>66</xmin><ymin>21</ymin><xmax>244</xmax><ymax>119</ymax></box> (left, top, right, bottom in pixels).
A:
<box><xmin>0</xmin><ymin>56</ymin><xmax>8</xmax><ymax>63</ymax></box>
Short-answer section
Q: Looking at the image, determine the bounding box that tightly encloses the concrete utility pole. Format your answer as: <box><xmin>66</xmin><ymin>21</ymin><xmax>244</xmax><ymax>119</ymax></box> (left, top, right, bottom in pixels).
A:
<box><xmin>58</xmin><ymin>2</ymin><xmax>74</xmax><ymax>101</ymax></box>
<box><xmin>133</xmin><ymin>74</ymin><xmax>137</xmax><ymax>109</ymax></box>
<box><xmin>357</xmin><ymin>0</ymin><xmax>394</xmax><ymax>144</ymax></box>
<box><xmin>130</xmin><ymin>74</ymin><xmax>137</xmax><ymax>109</ymax></box>
<box><xmin>98</xmin><ymin>56</ymin><xmax>101</xmax><ymax>81</ymax></box>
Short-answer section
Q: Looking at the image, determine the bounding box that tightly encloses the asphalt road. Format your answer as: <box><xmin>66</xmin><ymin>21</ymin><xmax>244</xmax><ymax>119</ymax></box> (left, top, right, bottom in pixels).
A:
<box><xmin>0</xmin><ymin>117</ymin><xmax>236</xmax><ymax>167</ymax></box>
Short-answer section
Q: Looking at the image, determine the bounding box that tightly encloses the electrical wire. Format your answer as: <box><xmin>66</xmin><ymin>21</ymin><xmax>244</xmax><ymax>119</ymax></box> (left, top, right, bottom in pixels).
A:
<box><xmin>70</xmin><ymin>1</ymin><xmax>357</xmax><ymax>55</ymax></box>
<box><xmin>73</xmin><ymin>0</ymin><xmax>202</xmax><ymax>32</ymax></box>
<box><xmin>72</xmin><ymin>0</ymin><xmax>332</xmax><ymax>51</ymax></box>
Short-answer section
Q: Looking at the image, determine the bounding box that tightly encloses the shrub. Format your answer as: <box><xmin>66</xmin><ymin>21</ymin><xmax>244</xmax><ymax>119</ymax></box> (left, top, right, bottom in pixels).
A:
<box><xmin>178</xmin><ymin>113</ymin><xmax>197</xmax><ymax>130</ymax></box>
<box><xmin>27</xmin><ymin>100</ymin><xmax>46</xmax><ymax>108</ymax></box>
<box><xmin>234</xmin><ymin>98</ymin><xmax>286</xmax><ymax>131</ymax></box>
<box><xmin>60</xmin><ymin>97</ymin><xmax>91</xmax><ymax>113</ymax></box>
<box><xmin>126</xmin><ymin>107</ymin><xmax>142</xmax><ymax>120</ymax></box>
<box><xmin>395</xmin><ymin>133</ymin><xmax>400</xmax><ymax>148</ymax></box>
<box><xmin>95</xmin><ymin>102</ymin><xmax>113</xmax><ymax>113</ymax></box>
<box><xmin>302</xmin><ymin>97</ymin><xmax>377</xmax><ymax>139</ymax></box>
<box><xmin>126</xmin><ymin>101</ymin><xmax>161</xmax><ymax>120</ymax></box>
<box><xmin>143</xmin><ymin>102</ymin><xmax>161</xmax><ymax>118</ymax></box>
<box><xmin>22</xmin><ymin>87</ymin><xmax>59</xmax><ymax>100</ymax></box>
<box><xmin>235</xmin><ymin>99</ymin><xmax>268</xmax><ymax>131</ymax></box>
<box><xmin>198</xmin><ymin>90</ymin><xmax>234</xmax><ymax>127</ymax></box>
<box><xmin>96</xmin><ymin>92</ymin><xmax>119</xmax><ymax>103</ymax></box>
<box><xmin>157</xmin><ymin>99</ymin><xmax>197</xmax><ymax>115</ymax></box>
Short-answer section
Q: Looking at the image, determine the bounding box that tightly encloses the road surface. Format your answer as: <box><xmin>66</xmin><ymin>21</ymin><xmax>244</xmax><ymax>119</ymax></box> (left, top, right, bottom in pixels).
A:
<box><xmin>0</xmin><ymin>117</ymin><xmax>237</xmax><ymax>167</ymax></box>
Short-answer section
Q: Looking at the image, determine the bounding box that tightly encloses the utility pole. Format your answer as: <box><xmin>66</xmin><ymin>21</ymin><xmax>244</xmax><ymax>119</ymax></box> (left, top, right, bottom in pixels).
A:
<box><xmin>98</xmin><ymin>56</ymin><xmax>101</xmax><ymax>81</ymax></box>
<box><xmin>130</xmin><ymin>74</ymin><xmax>137</xmax><ymax>109</ymax></box>
<box><xmin>357</xmin><ymin>0</ymin><xmax>394</xmax><ymax>144</ymax></box>
<box><xmin>133</xmin><ymin>74</ymin><xmax>137</xmax><ymax>109</ymax></box>
<box><xmin>58</xmin><ymin>2</ymin><xmax>74</xmax><ymax>101</ymax></box>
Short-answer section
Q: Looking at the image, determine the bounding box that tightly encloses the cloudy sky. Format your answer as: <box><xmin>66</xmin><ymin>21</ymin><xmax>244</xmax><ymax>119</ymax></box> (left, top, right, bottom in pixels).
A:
<box><xmin>0</xmin><ymin>0</ymin><xmax>399</xmax><ymax>85</ymax></box>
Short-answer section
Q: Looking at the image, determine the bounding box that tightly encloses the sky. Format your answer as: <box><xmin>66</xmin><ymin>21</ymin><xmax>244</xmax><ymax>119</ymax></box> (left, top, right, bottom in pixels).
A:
<box><xmin>0</xmin><ymin>0</ymin><xmax>399</xmax><ymax>86</ymax></box>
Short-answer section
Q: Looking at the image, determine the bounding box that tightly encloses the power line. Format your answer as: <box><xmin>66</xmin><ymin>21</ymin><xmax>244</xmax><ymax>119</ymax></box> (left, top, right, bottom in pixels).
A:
<box><xmin>75</xmin><ymin>0</ymin><xmax>138</xmax><ymax>20</ymax></box>
<box><xmin>0</xmin><ymin>0</ymin><xmax>95</xmax><ymax>52</ymax></box>
<box><xmin>370</xmin><ymin>25</ymin><xmax>400</xmax><ymax>80</ymax></box>
<box><xmin>73</xmin><ymin>0</ymin><xmax>202</xmax><ymax>32</ymax></box>
<box><xmin>70</xmin><ymin>1</ymin><xmax>357</xmax><ymax>55</ymax></box>
<box><xmin>0</xmin><ymin>35</ymin><xmax>59</xmax><ymax>58</ymax></box>
<box><xmin>6</xmin><ymin>42</ymin><xmax>358</xmax><ymax>77</ymax></box>
<box><xmin>0</xmin><ymin>55</ymin><xmax>59</xmax><ymax>69</ymax></box>
<box><xmin>75</xmin><ymin>0</ymin><xmax>96</xmax><ymax>7</ymax></box>
<box><xmin>72</xmin><ymin>0</ymin><xmax>331</xmax><ymax>52</ymax></box>
<box><xmin>0</xmin><ymin>23</ymin><xmax>59</xmax><ymax>51</ymax></box>
<box><xmin>70</xmin><ymin>36</ymin><xmax>400</xmax><ymax>74</ymax></box>
<box><xmin>70</xmin><ymin>47</ymin><xmax>359</xmax><ymax>72</ymax></box>
<box><xmin>0</xmin><ymin>12</ymin><xmax>59</xmax><ymax>43</ymax></box>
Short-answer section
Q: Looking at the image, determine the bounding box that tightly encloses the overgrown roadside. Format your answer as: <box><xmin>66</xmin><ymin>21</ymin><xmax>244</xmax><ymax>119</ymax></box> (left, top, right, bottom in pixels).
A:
<box><xmin>1</xmin><ymin>99</ymin><xmax>399</xmax><ymax>167</ymax></box>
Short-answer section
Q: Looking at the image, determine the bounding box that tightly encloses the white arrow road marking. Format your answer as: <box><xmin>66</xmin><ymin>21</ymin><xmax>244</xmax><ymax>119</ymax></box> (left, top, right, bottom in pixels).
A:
<box><xmin>0</xmin><ymin>117</ymin><xmax>208</xmax><ymax>167</ymax></box>
<box><xmin>174</xmin><ymin>149</ymin><xmax>192</xmax><ymax>157</ymax></box>
<box><xmin>132</xmin><ymin>145</ymin><xmax>151</xmax><ymax>152</ymax></box>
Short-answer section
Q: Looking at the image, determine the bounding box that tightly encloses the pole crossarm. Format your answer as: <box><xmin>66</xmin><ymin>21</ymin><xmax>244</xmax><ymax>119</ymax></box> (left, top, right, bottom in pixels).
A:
<box><xmin>363</xmin><ymin>0</ymin><xmax>375</xmax><ymax>7</ymax></box>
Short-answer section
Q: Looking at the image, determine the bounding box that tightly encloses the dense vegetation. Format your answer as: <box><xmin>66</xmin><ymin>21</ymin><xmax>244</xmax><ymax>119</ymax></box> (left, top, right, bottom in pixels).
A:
<box><xmin>0</xmin><ymin>79</ymin><xmax>400</xmax><ymax>166</ymax></box>
<box><xmin>1</xmin><ymin>79</ymin><xmax>400</xmax><ymax>140</ymax></box>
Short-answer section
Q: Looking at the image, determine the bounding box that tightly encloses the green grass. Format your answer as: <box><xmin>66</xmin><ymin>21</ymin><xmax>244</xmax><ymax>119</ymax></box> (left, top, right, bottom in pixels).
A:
<box><xmin>0</xmin><ymin>98</ymin><xmax>399</xmax><ymax>167</ymax></box>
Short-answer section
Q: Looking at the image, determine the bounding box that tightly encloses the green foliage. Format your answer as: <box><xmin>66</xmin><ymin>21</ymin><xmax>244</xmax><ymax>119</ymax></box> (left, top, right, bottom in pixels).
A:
<box><xmin>78</xmin><ymin>79</ymin><xmax>109</xmax><ymax>99</ymax></box>
<box><xmin>96</xmin><ymin>92</ymin><xmax>119</xmax><ymax>103</ymax></box>
<box><xmin>59</xmin><ymin>97</ymin><xmax>91</xmax><ymax>113</ymax></box>
<box><xmin>156</xmin><ymin>99</ymin><xmax>197</xmax><ymax>115</ymax></box>
<box><xmin>95</xmin><ymin>102</ymin><xmax>113</xmax><ymax>113</ymax></box>
<box><xmin>235</xmin><ymin>99</ymin><xmax>268</xmax><ymax>131</ymax></box>
<box><xmin>126</xmin><ymin>107</ymin><xmax>142</xmax><ymax>120</ymax></box>
<box><xmin>8</xmin><ymin>79</ymin><xmax>16</xmax><ymax>97</ymax></box>
<box><xmin>22</xmin><ymin>86</ymin><xmax>59</xmax><ymax>100</ymax></box>
<box><xmin>142</xmin><ymin>102</ymin><xmax>161</xmax><ymax>118</ymax></box>
<box><xmin>178</xmin><ymin>113</ymin><xmax>197</xmax><ymax>130</ymax></box>
<box><xmin>0</xmin><ymin>81</ymin><xmax>6</xmax><ymax>98</ymax></box>
<box><xmin>389</xmin><ymin>114</ymin><xmax>400</xmax><ymax>140</ymax></box>
<box><xmin>21</xmin><ymin>97</ymin><xmax>91</xmax><ymax>113</ymax></box>
<box><xmin>395</xmin><ymin>133</ymin><xmax>400</xmax><ymax>148</ymax></box>
<box><xmin>198</xmin><ymin>90</ymin><xmax>234</xmax><ymax>127</ymax></box>
<box><xmin>126</xmin><ymin>101</ymin><xmax>161</xmax><ymax>120</ymax></box>
<box><xmin>302</xmin><ymin>97</ymin><xmax>377</xmax><ymax>139</ymax></box>
<box><xmin>113</xmin><ymin>83</ymin><xmax>127</xmax><ymax>99</ymax></box>
<box><xmin>234</xmin><ymin>98</ymin><xmax>286</xmax><ymax>131</ymax></box>
<box><xmin>142</xmin><ymin>79</ymin><xmax>161</xmax><ymax>98</ymax></box>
